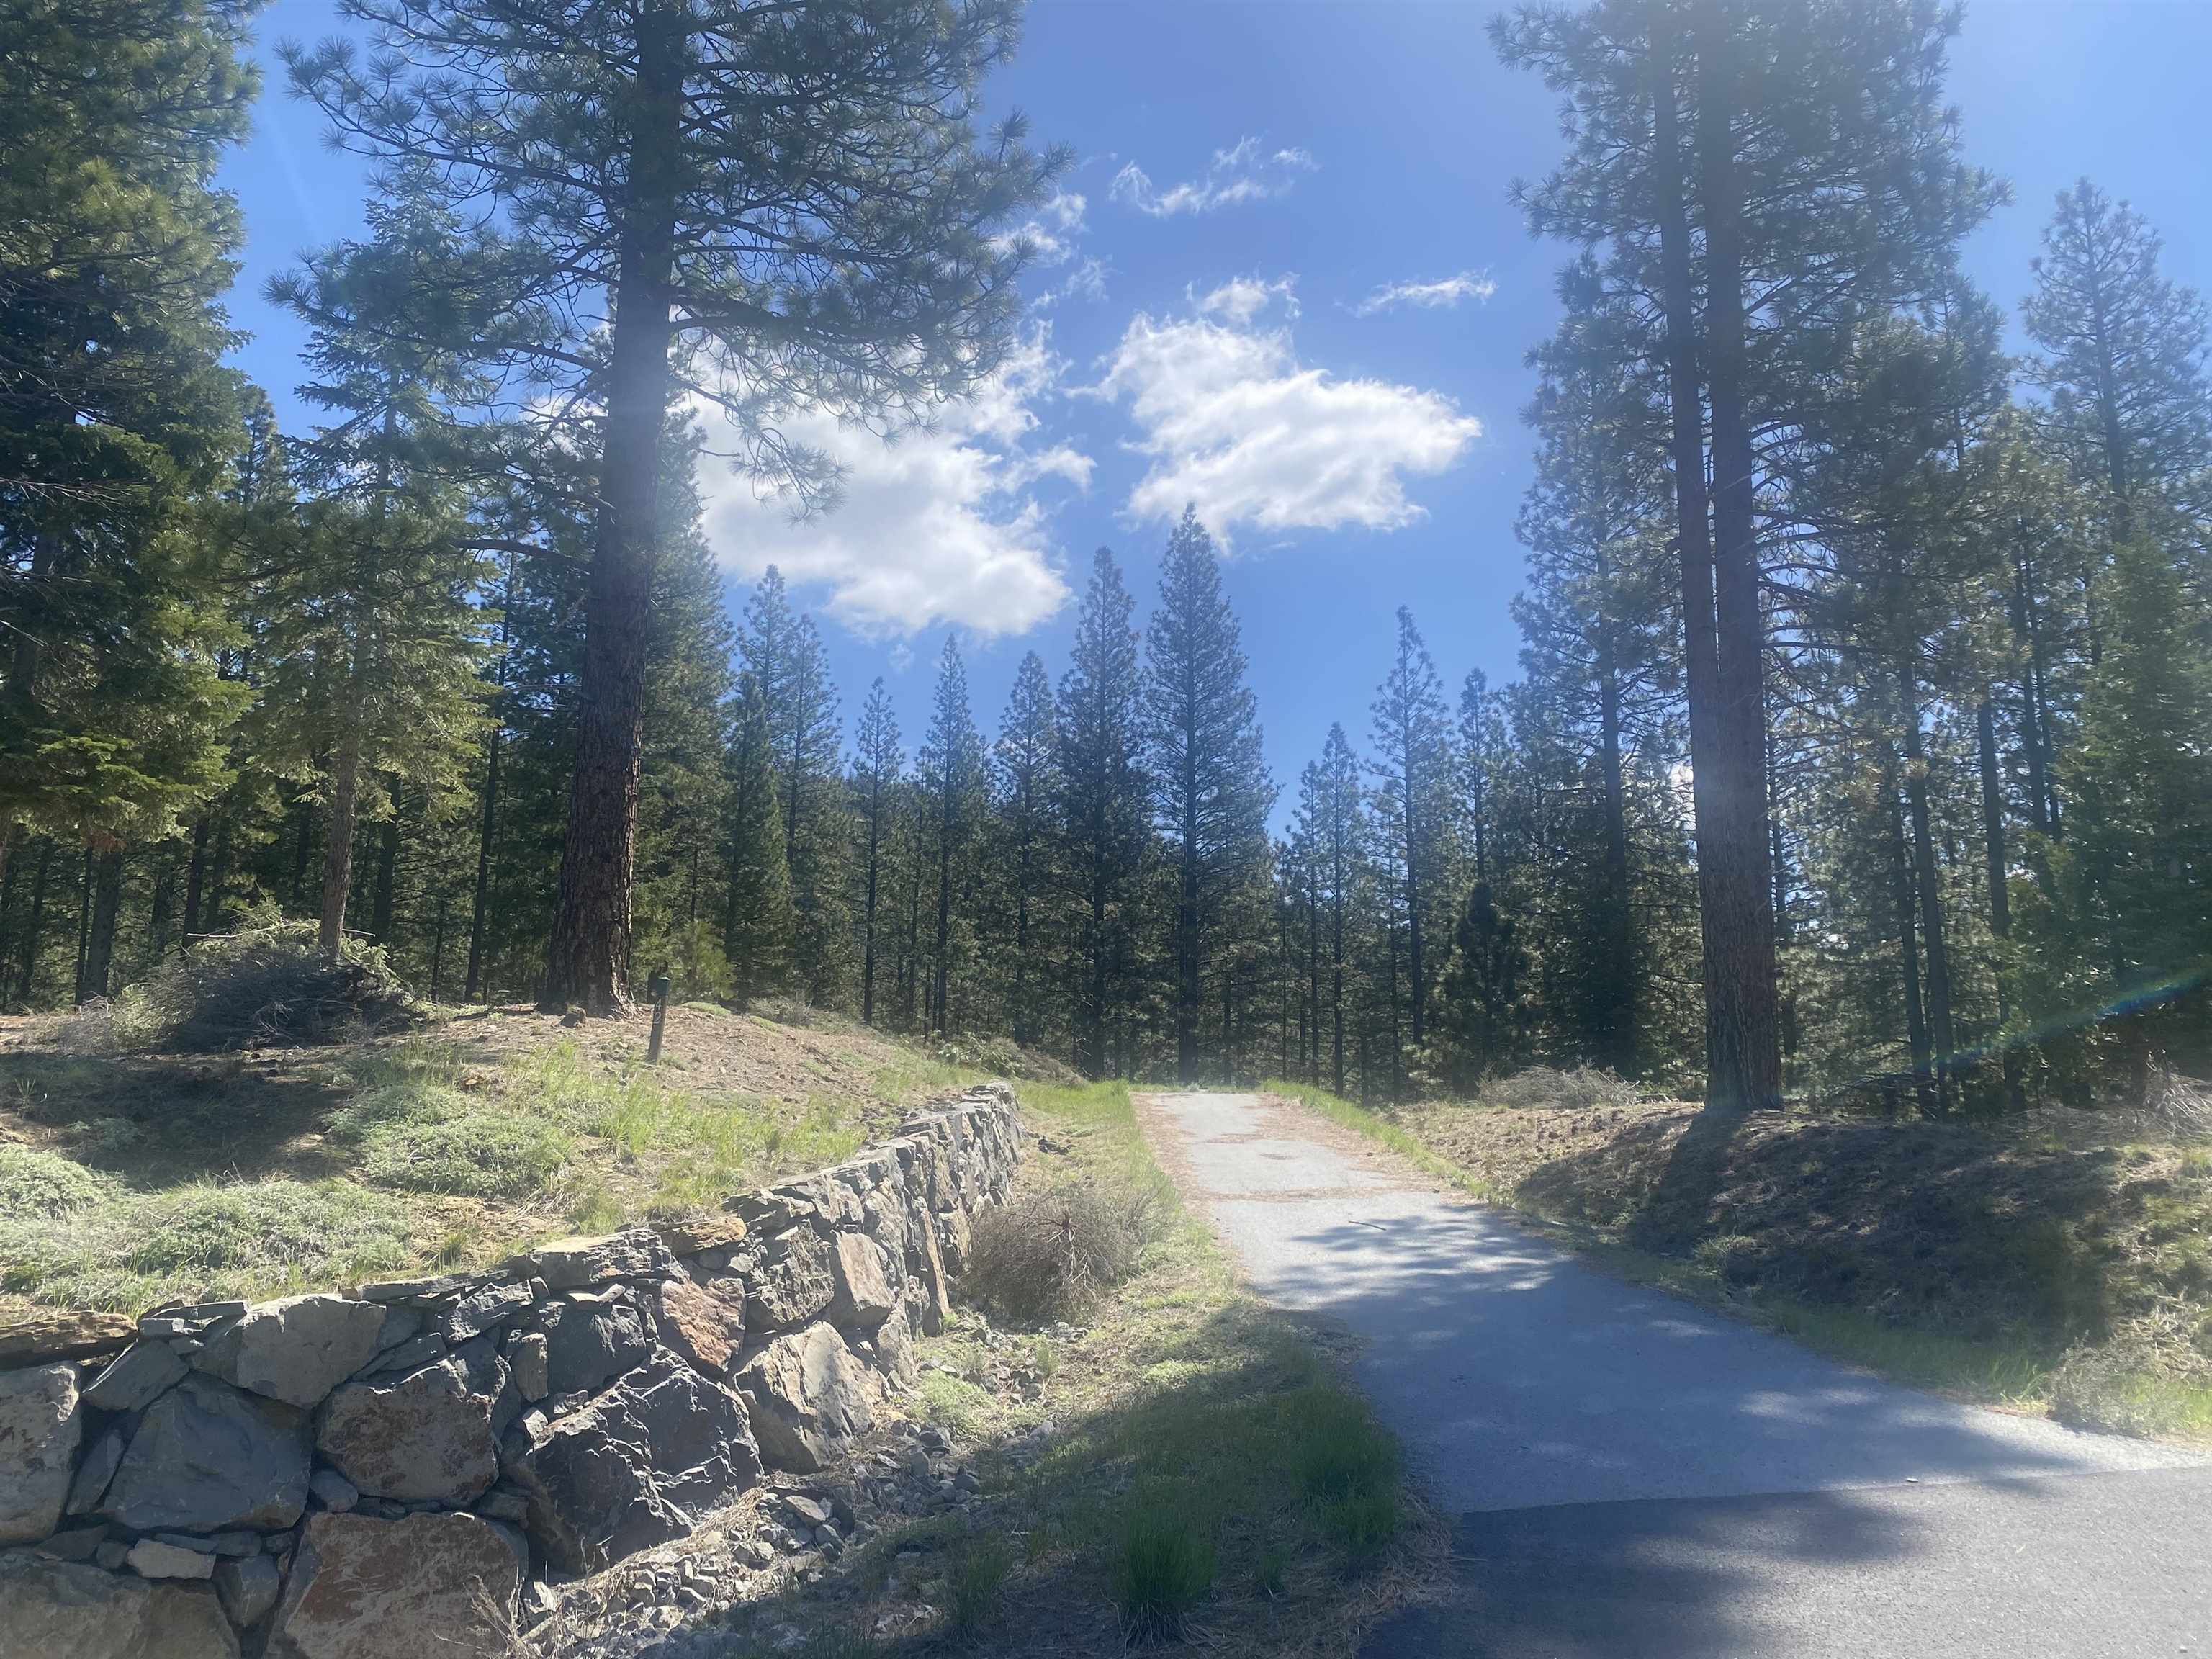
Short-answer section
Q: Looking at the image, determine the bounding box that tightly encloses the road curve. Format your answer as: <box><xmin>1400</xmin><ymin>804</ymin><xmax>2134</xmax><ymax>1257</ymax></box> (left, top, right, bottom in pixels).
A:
<box><xmin>1136</xmin><ymin>1089</ymin><xmax>2211</xmax><ymax>1659</ymax></box>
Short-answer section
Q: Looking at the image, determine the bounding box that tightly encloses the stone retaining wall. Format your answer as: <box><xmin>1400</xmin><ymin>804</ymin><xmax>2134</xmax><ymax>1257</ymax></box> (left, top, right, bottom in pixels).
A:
<box><xmin>0</xmin><ymin>1084</ymin><xmax>1022</xmax><ymax>1658</ymax></box>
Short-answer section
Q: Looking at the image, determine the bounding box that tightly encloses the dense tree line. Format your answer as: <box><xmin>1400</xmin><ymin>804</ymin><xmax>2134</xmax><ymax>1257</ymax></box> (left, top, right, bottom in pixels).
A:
<box><xmin>4</xmin><ymin>0</ymin><xmax>2208</xmax><ymax>1115</ymax></box>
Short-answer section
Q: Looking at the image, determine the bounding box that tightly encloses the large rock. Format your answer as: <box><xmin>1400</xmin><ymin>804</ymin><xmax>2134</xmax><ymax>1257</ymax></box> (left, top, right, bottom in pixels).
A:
<box><xmin>212</xmin><ymin>1552</ymin><xmax>282</xmax><ymax>1628</ymax></box>
<box><xmin>64</xmin><ymin>1424</ymin><xmax>124</xmax><ymax>1516</ymax></box>
<box><xmin>505</xmin><ymin>1351</ymin><xmax>760</xmax><ymax>1573</ymax></box>
<box><xmin>0</xmin><ymin>1363</ymin><xmax>81</xmax><ymax>1544</ymax></box>
<box><xmin>531</xmin><ymin>1291</ymin><xmax>650</xmax><ymax>1398</ymax></box>
<box><xmin>744</xmin><ymin>1226</ymin><xmax>836</xmax><ymax>1331</ymax></box>
<box><xmin>0</xmin><ymin>1553</ymin><xmax>238</xmax><ymax>1659</ymax></box>
<box><xmin>266</xmin><ymin>1511</ymin><xmax>518</xmax><ymax>1659</ymax></box>
<box><xmin>102</xmin><ymin>1374</ymin><xmax>310</xmax><ymax>1534</ymax></box>
<box><xmin>654</xmin><ymin>1280</ymin><xmax>744</xmax><ymax>1375</ymax></box>
<box><xmin>828</xmin><ymin>1232</ymin><xmax>898</xmax><ymax>1329</ymax></box>
<box><xmin>83</xmin><ymin>1340</ymin><xmax>188</xmax><ymax>1412</ymax></box>
<box><xmin>734</xmin><ymin>1323</ymin><xmax>880</xmax><ymax>1473</ymax></box>
<box><xmin>0</xmin><ymin>1313</ymin><xmax>132</xmax><ymax>1367</ymax></box>
<box><xmin>511</xmin><ymin>1230</ymin><xmax>675</xmax><ymax>1291</ymax></box>
<box><xmin>317</xmin><ymin>1357</ymin><xmax>497</xmax><ymax>1506</ymax></box>
<box><xmin>193</xmin><ymin>1295</ymin><xmax>387</xmax><ymax>1409</ymax></box>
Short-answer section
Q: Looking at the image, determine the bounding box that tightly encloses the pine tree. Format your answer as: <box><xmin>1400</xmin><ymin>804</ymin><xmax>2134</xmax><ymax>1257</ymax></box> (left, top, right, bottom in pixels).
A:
<box><xmin>992</xmin><ymin>652</ymin><xmax>1058</xmax><ymax>1050</ymax></box>
<box><xmin>1294</xmin><ymin>726</ymin><xmax>1363</xmax><ymax>1095</ymax></box>
<box><xmin>720</xmin><ymin>672</ymin><xmax>794</xmax><ymax>1004</ymax></box>
<box><xmin>1</xmin><ymin>0</ymin><xmax>260</xmax><ymax>911</ymax></box>
<box><xmin>2024</xmin><ymin>182</ymin><xmax>2210</xmax><ymax>539</ymax></box>
<box><xmin>1496</xmin><ymin>0</ymin><xmax>2002</xmax><ymax>1110</ymax></box>
<box><xmin>1055</xmin><ymin>549</ymin><xmax>1150</xmax><ymax>1079</ymax></box>
<box><xmin>286</xmin><ymin>0</ymin><xmax>1058</xmax><ymax>1015</ymax></box>
<box><xmin>849</xmin><ymin>678</ymin><xmax>903</xmax><ymax>1028</ymax></box>
<box><xmin>739</xmin><ymin>569</ymin><xmax>849</xmax><ymax>1004</ymax></box>
<box><xmin>1144</xmin><ymin>508</ymin><xmax>1274</xmax><ymax>1084</ymax></box>
<box><xmin>918</xmin><ymin>637</ymin><xmax>984</xmax><ymax>1035</ymax></box>
<box><xmin>1367</xmin><ymin>607</ymin><xmax>1457</xmax><ymax>1053</ymax></box>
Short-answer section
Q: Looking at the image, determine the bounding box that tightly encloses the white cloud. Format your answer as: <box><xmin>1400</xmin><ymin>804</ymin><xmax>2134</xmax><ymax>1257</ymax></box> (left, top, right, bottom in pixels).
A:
<box><xmin>1353</xmin><ymin>270</ymin><xmax>1498</xmax><ymax>317</ymax></box>
<box><xmin>1036</xmin><ymin>255</ymin><xmax>1110</xmax><ymax>310</ymax></box>
<box><xmin>1108</xmin><ymin>136</ymin><xmax>1317</xmax><ymax>217</ymax></box>
<box><xmin>1193</xmin><ymin>275</ymin><xmax>1298</xmax><ymax>328</ymax></box>
<box><xmin>999</xmin><ymin>190</ymin><xmax>1088</xmax><ymax>266</ymax></box>
<box><xmin>1094</xmin><ymin>290</ymin><xmax>1481</xmax><ymax>543</ymax></box>
<box><xmin>696</xmin><ymin>338</ymin><xmax>1087</xmax><ymax>639</ymax></box>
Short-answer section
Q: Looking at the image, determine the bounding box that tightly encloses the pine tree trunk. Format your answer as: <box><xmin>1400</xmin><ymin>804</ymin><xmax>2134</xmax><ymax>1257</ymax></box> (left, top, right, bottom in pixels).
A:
<box><xmin>1596</xmin><ymin>597</ymin><xmax>1637</xmax><ymax>1076</ymax></box>
<box><xmin>1898</xmin><ymin>665</ymin><xmax>1956</xmax><ymax>1107</ymax></box>
<box><xmin>430</xmin><ymin>894</ymin><xmax>449</xmax><ymax>1001</ymax></box>
<box><xmin>541</xmin><ymin>0</ymin><xmax>683</xmax><ymax>1017</ymax></box>
<box><xmin>1650</xmin><ymin>35</ymin><xmax>1733</xmax><ymax>1107</ymax></box>
<box><xmin>1691</xmin><ymin>12</ymin><xmax>1783</xmax><ymax>1111</ymax></box>
<box><xmin>182</xmin><ymin>818</ymin><xmax>209</xmax><ymax>942</ymax></box>
<box><xmin>369</xmin><ymin>815</ymin><xmax>400</xmax><ymax>946</ymax></box>
<box><xmin>1177</xmin><ymin>748</ymin><xmax>1200</xmax><ymax>1085</ymax></box>
<box><xmin>2011</xmin><ymin>543</ymin><xmax>2058</xmax><ymax>836</ymax></box>
<box><xmin>932</xmin><ymin>786</ymin><xmax>954</xmax><ymax>1038</ymax></box>
<box><xmin>1403</xmin><ymin>724</ymin><xmax>1425</xmax><ymax>1048</ymax></box>
<box><xmin>148</xmin><ymin>852</ymin><xmax>176</xmax><ymax>963</ymax></box>
<box><xmin>18</xmin><ymin>837</ymin><xmax>53</xmax><ymax>1003</ymax></box>
<box><xmin>464</xmin><ymin>719</ymin><xmax>502</xmax><ymax>1002</ymax></box>
<box><xmin>81</xmin><ymin>849</ymin><xmax>122</xmax><ymax>1002</ymax></box>
<box><xmin>1977</xmin><ymin>696</ymin><xmax>2028</xmax><ymax>1111</ymax></box>
<box><xmin>1889</xmin><ymin>765</ymin><xmax>1936</xmax><ymax>1115</ymax></box>
<box><xmin>1331</xmin><ymin>842</ymin><xmax>1346</xmax><ymax>1097</ymax></box>
<box><xmin>319</xmin><ymin>682</ymin><xmax>366</xmax><ymax>963</ymax></box>
<box><xmin>72</xmin><ymin>846</ymin><xmax>93</xmax><ymax>1005</ymax></box>
<box><xmin>860</xmin><ymin>780</ymin><xmax>881</xmax><ymax>1027</ymax></box>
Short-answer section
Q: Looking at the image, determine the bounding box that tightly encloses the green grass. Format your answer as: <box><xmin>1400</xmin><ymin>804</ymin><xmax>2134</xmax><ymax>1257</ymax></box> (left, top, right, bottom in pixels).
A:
<box><xmin>945</xmin><ymin>1536</ymin><xmax>1014</xmax><ymax>1641</ymax></box>
<box><xmin>833</xmin><ymin>1076</ymin><xmax>1423</xmax><ymax>1654</ymax></box>
<box><xmin>0</xmin><ymin>1143</ymin><xmax>124</xmax><ymax>1218</ymax></box>
<box><xmin>0</xmin><ymin>1177</ymin><xmax>414</xmax><ymax>1311</ymax></box>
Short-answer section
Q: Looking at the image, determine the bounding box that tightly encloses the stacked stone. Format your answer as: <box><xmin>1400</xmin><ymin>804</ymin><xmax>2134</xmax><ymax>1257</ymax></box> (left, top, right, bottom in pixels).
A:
<box><xmin>0</xmin><ymin>1084</ymin><xmax>1021</xmax><ymax>1658</ymax></box>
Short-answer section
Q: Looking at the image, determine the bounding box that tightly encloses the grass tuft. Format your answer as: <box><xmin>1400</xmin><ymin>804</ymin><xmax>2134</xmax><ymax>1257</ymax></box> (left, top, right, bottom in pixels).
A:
<box><xmin>945</xmin><ymin>1536</ymin><xmax>1012</xmax><ymax>1641</ymax></box>
<box><xmin>0</xmin><ymin>1143</ymin><xmax>123</xmax><ymax>1218</ymax></box>
<box><xmin>1115</xmin><ymin>1501</ymin><xmax>1216</xmax><ymax>1644</ymax></box>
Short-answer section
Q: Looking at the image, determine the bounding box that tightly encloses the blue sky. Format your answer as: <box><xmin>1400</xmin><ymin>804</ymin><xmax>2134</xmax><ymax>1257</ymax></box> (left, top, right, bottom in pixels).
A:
<box><xmin>218</xmin><ymin>0</ymin><xmax>2212</xmax><ymax>816</ymax></box>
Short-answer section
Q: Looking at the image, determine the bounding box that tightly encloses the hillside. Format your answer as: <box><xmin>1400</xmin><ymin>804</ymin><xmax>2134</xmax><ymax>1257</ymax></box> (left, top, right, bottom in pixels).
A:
<box><xmin>0</xmin><ymin>1002</ymin><xmax>985</xmax><ymax>1321</ymax></box>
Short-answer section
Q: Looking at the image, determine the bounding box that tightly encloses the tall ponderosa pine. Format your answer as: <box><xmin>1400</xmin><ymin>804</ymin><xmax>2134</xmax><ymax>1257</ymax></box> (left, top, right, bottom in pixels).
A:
<box><xmin>287</xmin><ymin>0</ymin><xmax>1058</xmax><ymax>1012</ymax></box>
<box><xmin>1367</xmin><ymin>607</ymin><xmax>1457</xmax><ymax>1051</ymax></box>
<box><xmin>918</xmin><ymin>637</ymin><xmax>984</xmax><ymax>1035</ymax></box>
<box><xmin>1293</xmin><ymin>725</ymin><xmax>1363</xmax><ymax>1096</ymax></box>
<box><xmin>992</xmin><ymin>652</ymin><xmax>1058</xmax><ymax>1048</ymax></box>
<box><xmin>1496</xmin><ymin>0</ymin><xmax>2001</xmax><ymax>1110</ymax></box>
<box><xmin>849</xmin><ymin>679</ymin><xmax>903</xmax><ymax>1028</ymax></box>
<box><xmin>720</xmin><ymin>671</ymin><xmax>793</xmax><ymax>1004</ymax></box>
<box><xmin>1144</xmin><ymin>508</ymin><xmax>1273</xmax><ymax>1084</ymax></box>
<box><xmin>1056</xmin><ymin>549</ymin><xmax>1149</xmax><ymax>1079</ymax></box>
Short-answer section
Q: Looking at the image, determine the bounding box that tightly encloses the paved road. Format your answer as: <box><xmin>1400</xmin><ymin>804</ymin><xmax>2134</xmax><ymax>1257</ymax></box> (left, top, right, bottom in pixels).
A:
<box><xmin>1138</xmin><ymin>1090</ymin><xmax>2211</xmax><ymax>1658</ymax></box>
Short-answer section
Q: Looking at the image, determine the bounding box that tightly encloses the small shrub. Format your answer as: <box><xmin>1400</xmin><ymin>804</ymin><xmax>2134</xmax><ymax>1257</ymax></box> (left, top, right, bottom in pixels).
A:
<box><xmin>2046</xmin><ymin>1318</ymin><xmax>2212</xmax><ymax>1437</ymax></box>
<box><xmin>966</xmin><ymin>1174</ymin><xmax>1169</xmax><ymax>1321</ymax></box>
<box><xmin>0</xmin><ymin>1144</ymin><xmax>122</xmax><ymax>1218</ymax></box>
<box><xmin>945</xmin><ymin>1537</ymin><xmax>1012</xmax><ymax>1640</ymax></box>
<box><xmin>1115</xmin><ymin>1504</ymin><xmax>1215</xmax><ymax>1644</ymax></box>
<box><xmin>57</xmin><ymin>914</ymin><xmax>412</xmax><ymax>1053</ymax></box>
<box><xmin>1486</xmin><ymin>1065</ymin><xmax>1639</xmax><ymax>1112</ymax></box>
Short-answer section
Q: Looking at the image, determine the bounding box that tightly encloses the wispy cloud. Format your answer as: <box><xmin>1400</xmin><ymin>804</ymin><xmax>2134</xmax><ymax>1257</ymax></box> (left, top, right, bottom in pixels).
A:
<box><xmin>1094</xmin><ymin>282</ymin><xmax>1480</xmax><ymax>545</ymax></box>
<box><xmin>1353</xmin><ymin>270</ymin><xmax>1498</xmax><ymax>317</ymax></box>
<box><xmin>1108</xmin><ymin>137</ymin><xmax>1317</xmax><ymax>217</ymax></box>
<box><xmin>1192</xmin><ymin>274</ymin><xmax>1299</xmax><ymax>328</ymax></box>
<box><xmin>998</xmin><ymin>190</ymin><xmax>1089</xmax><ymax>266</ymax></box>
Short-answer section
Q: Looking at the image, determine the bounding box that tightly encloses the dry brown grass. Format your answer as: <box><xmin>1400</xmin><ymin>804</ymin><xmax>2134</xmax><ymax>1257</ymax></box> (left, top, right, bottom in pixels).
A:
<box><xmin>1380</xmin><ymin>1091</ymin><xmax>2212</xmax><ymax>1437</ymax></box>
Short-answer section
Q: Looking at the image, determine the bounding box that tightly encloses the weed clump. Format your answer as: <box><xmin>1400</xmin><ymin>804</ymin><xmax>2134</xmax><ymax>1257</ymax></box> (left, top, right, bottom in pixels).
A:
<box><xmin>1485</xmin><ymin>1065</ymin><xmax>1640</xmax><ymax>1112</ymax></box>
<box><xmin>945</xmin><ymin>1536</ymin><xmax>1012</xmax><ymax>1640</ymax></box>
<box><xmin>1115</xmin><ymin>1504</ymin><xmax>1215</xmax><ymax>1644</ymax></box>
<box><xmin>966</xmin><ymin>1174</ymin><xmax>1169</xmax><ymax>1321</ymax></box>
<box><xmin>59</xmin><ymin>914</ymin><xmax>412</xmax><ymax>1053</ymax></box>
<box><xmin>1288</xmin><ymin>1386</ymin><xmax>1403</xmax><ymax>1566</ymax></box>
<box><xmin>0</xmin><ymin>1143</ymin><xmax>122</xmax><ymax>1218</ymax></box>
